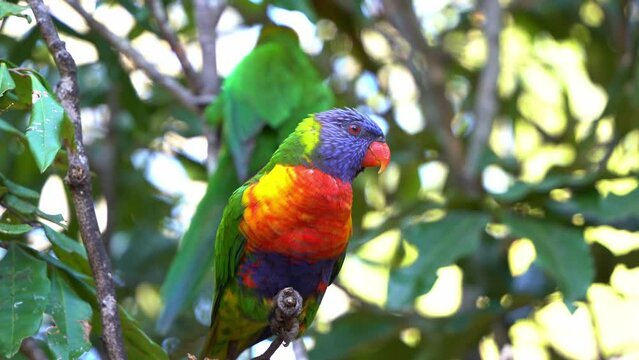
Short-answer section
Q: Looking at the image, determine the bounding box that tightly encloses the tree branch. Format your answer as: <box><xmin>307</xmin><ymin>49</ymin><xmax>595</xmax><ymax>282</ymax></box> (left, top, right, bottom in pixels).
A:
<box><xmin>194</xmin><ymin>0</ymin><xmax>225</xmax><ymax>97</ymax></box>
<box><xmin>146</xmin><ymin>0</ymin><xmax>200</xmax><ymax>91</ymax></box>
<box><xmin>380</xmin><ymin>0</ymin><xmax>466</xmax><ymax>189</ymax></box>
<box><xmin>463</xmin><ymin>0</ymin><xmax>502</xmax><ymax>194</ymax></box>
<box><xmin>252</xmin><ymin>287</ymin><xmax>303</xmax><ymax>360</ymax></box>
<box><xmin>194</xmin><ymin>0</ymin><xmax>225</xmax><ymax>171</ymax></box>
<box><xmin>26</xmin><ymin>1</ymin><xmax>127</xmax><ymax>359</ymax></box>
<box><xmin>63</xmin><ymin>0</ymin><xmax>207</xmax><ymax>112</ymax></box>
<box><xmin>19</xmin><ymin>338</ymin><xmax>47</xmax><ymax>360</ymax></box>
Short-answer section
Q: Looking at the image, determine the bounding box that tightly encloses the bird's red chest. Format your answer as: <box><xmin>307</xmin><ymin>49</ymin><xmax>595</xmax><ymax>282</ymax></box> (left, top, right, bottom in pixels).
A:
<box><xmin>239</xmin><ymin>165</ymin><xmax>353</xmax><ymax>260</ymax></box>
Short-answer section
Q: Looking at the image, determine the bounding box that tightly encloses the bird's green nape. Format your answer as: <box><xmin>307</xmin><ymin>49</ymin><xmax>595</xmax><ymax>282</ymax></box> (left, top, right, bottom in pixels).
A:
<box><xmin>294</xmin><ymin>116</ymin><xmax>321</xmax><ymax>158</ymax></box>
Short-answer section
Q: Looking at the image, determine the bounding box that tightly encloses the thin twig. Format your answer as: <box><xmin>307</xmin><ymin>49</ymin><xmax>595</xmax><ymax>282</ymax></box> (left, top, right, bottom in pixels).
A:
<box><xmin>292</xmin><ymin>339</ymin><xmax>309</xmax><ymax>360</ymax></box>
<box><xmin>26</xmin><ymin>1</ymin><xmax>127</xmax><ymax>359</ymax></box>
<box><xmin>252</xmin><ymin>287</ymin><xmax>303</xmax><ymax>360</ymax></box>
<box><xmin>63</xmin><ymin>0</ymin><xmax>207</xmax><ymax>112</ymax></box>
<box><xmin>463</xmin><ymin>0</ymin><xmax>502</xmax><ymax>194</ymax></box>
<box><xmin>252</xmin><ymin>338</ymin><xmax>283</xmax><ymax>360</ymax></box>
<box><xmin>146</xmin><ymin>0</ymin><xmax>200</xmax><ymax>91</ymax></box>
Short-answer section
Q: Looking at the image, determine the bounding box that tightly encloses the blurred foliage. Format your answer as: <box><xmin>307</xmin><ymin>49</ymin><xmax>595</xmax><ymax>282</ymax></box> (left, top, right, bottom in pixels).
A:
<box><xmin>1</xmin><ymin>0</ymin><xmax>639</xmax><ymax>359</ymax></box>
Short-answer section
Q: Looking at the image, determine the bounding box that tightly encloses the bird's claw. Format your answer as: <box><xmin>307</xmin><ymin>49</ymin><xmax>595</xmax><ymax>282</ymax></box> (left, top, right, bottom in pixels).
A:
<box><xmin>270</xmin><ymin>287</ymin><xmax>303</xmax><ymax>347</ymax></box>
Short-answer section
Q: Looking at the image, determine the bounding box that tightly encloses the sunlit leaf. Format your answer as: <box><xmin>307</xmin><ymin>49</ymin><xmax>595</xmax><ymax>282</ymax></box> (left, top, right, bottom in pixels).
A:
<box><xmin>387</xmin><ymin>211</ymin><xmax>489</xmax><ymax>311</ymax></box>
<box><xmin>505</xmin><ymin>214</ymin><xmax>594</xmax><ymax>304</ymax></box>
<box><xmin>0</xmin><ymin>1</ymin><xmax>31</xmax><ymax>23</ymax></box>
<box><xmin>0</xmin><ymin>243</ymin><xmax>50</xmax><ymax>358</ymax></box>
<box><xmin>46</xmin><ymin>272</ymin><xmax>93</xmax><ymax>360</ymax></box>
<box><xmin>26</xmin><ymin>74</ymin><xmax>65</xmax><ymax>172</ymax></box>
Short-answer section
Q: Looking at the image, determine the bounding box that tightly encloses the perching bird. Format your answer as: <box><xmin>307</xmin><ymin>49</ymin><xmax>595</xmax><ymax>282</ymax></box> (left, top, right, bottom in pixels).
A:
<box><xmin>201</xmin><ymin>108</ymin><xmax>390</xmax><ymax>359</ymax></box>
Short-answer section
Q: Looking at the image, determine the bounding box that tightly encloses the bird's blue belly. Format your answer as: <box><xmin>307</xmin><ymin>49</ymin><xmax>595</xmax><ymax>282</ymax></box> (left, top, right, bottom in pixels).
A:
<box><xmin>237</xmin><ymin>251</ymin><xmax>338</xmax><ymax>299</ymax></box>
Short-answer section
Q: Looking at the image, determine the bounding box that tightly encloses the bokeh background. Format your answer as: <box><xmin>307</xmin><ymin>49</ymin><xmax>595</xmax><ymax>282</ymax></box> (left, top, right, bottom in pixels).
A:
<box><xmin>1</xmin><ymin>0</ymin><xmax>639</xmax><ymax>359</ymax></box>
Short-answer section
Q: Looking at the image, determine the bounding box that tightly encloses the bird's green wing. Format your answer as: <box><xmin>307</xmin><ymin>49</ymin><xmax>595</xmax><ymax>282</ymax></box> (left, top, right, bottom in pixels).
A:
<box><xmin>329</xmin><ymin>251</ymin><xmax>347</xmax><ymax>285</ymax></box>
<box><xmin>211</xmin><ymin>183</ymin><xmax>250</xmax><ymax>317</ymax></box>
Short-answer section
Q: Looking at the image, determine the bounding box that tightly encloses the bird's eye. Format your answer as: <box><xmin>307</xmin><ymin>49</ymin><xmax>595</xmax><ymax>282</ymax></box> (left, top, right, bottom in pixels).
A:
<box><xmin>347</xmin><ymin>124</ymin><xmax>362</xmax><ymax>136</ymax></box>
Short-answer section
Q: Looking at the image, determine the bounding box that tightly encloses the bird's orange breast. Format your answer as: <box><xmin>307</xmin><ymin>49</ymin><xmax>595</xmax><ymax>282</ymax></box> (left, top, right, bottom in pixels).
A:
<box><xmin>240</xmin><ymin>164</ymin><xmax>353</xmax><ymax>260</ymax></box>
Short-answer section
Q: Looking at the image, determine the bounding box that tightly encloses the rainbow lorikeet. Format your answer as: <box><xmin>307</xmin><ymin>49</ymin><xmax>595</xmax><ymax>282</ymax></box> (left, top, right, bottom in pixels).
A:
<box><xmin>200</xmin><ymin>108</ymin><xmax>390</xmax><ymax>359</ymax></box>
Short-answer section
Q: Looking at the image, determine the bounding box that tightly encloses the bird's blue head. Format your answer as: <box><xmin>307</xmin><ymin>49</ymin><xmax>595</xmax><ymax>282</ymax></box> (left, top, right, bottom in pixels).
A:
<box><xmin>308</xmin><ymin>108</ymin><xmax>390</xmax><ymax>182</ymax></box>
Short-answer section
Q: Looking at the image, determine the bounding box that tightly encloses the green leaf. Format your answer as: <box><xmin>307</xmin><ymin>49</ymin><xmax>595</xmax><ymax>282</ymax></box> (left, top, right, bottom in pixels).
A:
<box><xmin>0</xmin><ymin>243</ymin><xmax>51</xmax><ymax>358</ymax></box>
<box><xmin>0</xmin><ymin>118</ymin><xmax>26</xmax><ymax>139</ymax></box>
<box><xmin>46</xmin><ymin>272</ymin><xmax>93</xmax><ymax>360</ymax></box>
<box><xmin>43</xmin><ymin>226</ymin><xmax>91</xmax><ymax>276</ymax></box>
<box><xmin>0</xmin><ymin>1</ymin><xmax>31</xmax><ymax>23</ymax></box>
<box><xmin>34</xmin><ymin>252</ymin><xmax>168</xmax><ymax>360</ymax></box>
<box><xmin>36</xmin><ymin>210</ymin><xmax>66</xmax><ymax>227</ymax></box>
<box><xmin>26</xmin><ymin>74</ymin><xmax>65</xmax><ymax>172</ymax></box>
<box><xmin>157</xmin><ymin>151</ymin><xmax>238</xmax><ymax>333</ymax></box>
<box><xmin>0</xmin><ymin>223</ymin><xmax>31</xmax><ymax>235</ymax></box>
<box><xmin>0</xmin><ymin>173</ymin><xmax>39</xmax><ymax>200</ymax></box>
<box><xmin>3</xmin><ymin>194</ymin><xmax>36</xmax><ymax>214</ymax></box>
<box><xmin>549</xmin><ymin>187</ymin><xmax>639</xmax><ymax>229</ymax></box>
<box><xmin>121</xmin><ymin>307</ymin><xmax>169</xmax><ymax>360</ymax></box>
<box><xmin>0</xmin><ymin>62</ymin><xmax>16</xmax><ymax>97</ymax></box>
<box><xmin>494</xmin><ymin>173</ymin><xmax>596</xmax><ymax>203</ymax></box>
<box><xmin>0</xmin><ymin>70</ymin><xmax>32</xmax><ymax>110</ymax></box>
<box><xmin>217</xmin><ymin>27</ymin><xmax>334</xmax><ymax>179</ymax></box>
<box><xmin>387</xmin><ymin>211</ymin><xmax>489</xmax><ymax>311</ymax></box>
<box><xmin>505</xmin><ymin>214</ymin><xmax>594</xmax><ymax>303</ymax></box>
<box><xmin>310</xmin><ymin>310</ymin><xmax>407</xmax><ymax>360</ymax></box>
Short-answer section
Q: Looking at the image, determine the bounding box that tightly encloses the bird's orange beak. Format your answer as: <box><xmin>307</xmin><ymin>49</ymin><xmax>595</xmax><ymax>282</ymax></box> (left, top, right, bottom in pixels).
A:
<box><xmin>362</xmin><ymin>141</ymin><xmax>390</xmax><ymax>174</ymax></box>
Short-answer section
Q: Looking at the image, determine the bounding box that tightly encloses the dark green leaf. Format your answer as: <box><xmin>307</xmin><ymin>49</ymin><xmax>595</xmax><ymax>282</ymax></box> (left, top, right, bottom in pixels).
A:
<box><xmin>0</xmin><ymin>70</ymin><xmax>31</xmax><ymax>110</ymax></box>
<box><xmin>310</xmin><ymin>310</ymin><xmax>407</xmax><ymax>360</ymax></box>
<box><xmin>43</xmin><ymin>225</ymin><xmax>91</xmax><ymax>275</ymax></box>
<box><xmin>3</xmin><ymin>194</ymin><xmax>36</xmax><ymax>214</ymax></box>
<box><xmin>157</xmin><ymin>152</ymin><xmax>238</xmax><ymax>333</ymax></box>
<box><xmin>216</xmin><ymin>28</ymin><xmax>334</xmax><ymax>179</ymax></box>
<box><xmin>46</xmin><ymin>272</ymin><xmax>93</xmax><ymax>360</ymax></box>
<box><xmin>121</xmin><ymin>308</ymin><xmax>169</xmax><ymax>360</ymax></box>
<box><xmin>26</xmin><ymin>74</ymin><xmax>65</xmax><ymax>172</ymax></box>
<box><xmin>0</xmin><ymin>1</ymin><xmax>31</xmax><ymax>23</ymax></box>
<box><xmin>549</xmin><ymin>186</ymin><xmax>639</xmax><ymax>229</ymax></box>
<box><xmin>36</xmin><ymin>210</ymin><xmax>65</xmax><ymax>227</ymax></box>
<box><xmin>34</xmin><ymin>252</ymin><xmax>168</xmax><ymax>360</ymax></box>
<box><xmin>0</xmin><ymin>243</ymin><xmax>50</xmax><ymax>358</ymax></box>
<box><xmin>0</xmin><ymin>62</ymin><xmax>16</xmax><ymax>96</ymax></box>
<box><xmin>0</xmin><ymin>223</ymin><xmax>31</xmax><ymax>235</ymax></box>
<box><xmin>2</xmin><ymin>195</ymin><xmax>36</xmax><ymax>216</ymax></box>
<box><xmin>387</xmin><ymin>211</ymin><xmax>489</xmax><ymax>311</ymax></box>
<box><xmin>494</xmin><ymin>173</ymin><xmax>596</xmax><ymax>203</ymax></box>
<box><xmin>505</xmin><ymin>214</ymin><xmax>594</xmax><ymax>303</ymax></box>
<box><xmin>0</xmin><ymin>174</ymin><xmax>39</xmax><ymax>200</ymax></box>
<box><xmin>0</xmin><ymin>118</ymin><xmax>26</xmax><ymax>139</ymax></box>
